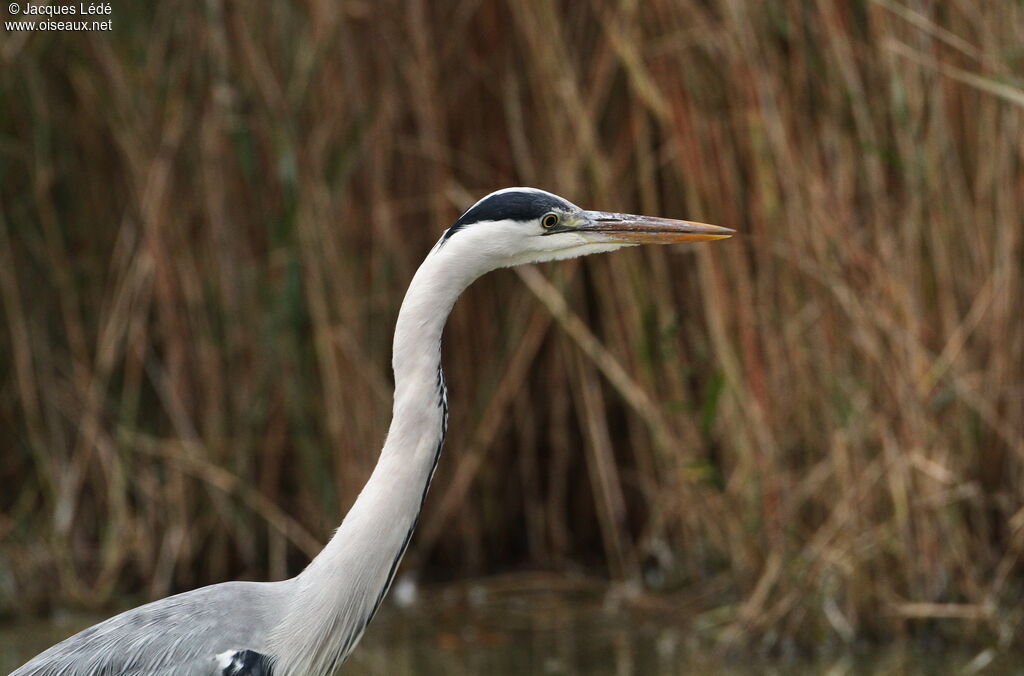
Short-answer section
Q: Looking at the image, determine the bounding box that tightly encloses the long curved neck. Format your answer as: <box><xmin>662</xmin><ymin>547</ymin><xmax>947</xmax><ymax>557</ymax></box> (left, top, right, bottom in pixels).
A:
<box><xmin>269</xmin><ymin>242</ymin><xmax>480</xmax><ymax>675</ymax></box>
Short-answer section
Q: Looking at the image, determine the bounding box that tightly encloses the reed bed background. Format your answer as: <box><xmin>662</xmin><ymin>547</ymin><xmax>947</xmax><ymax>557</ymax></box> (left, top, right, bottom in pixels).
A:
<box><xmin>1</xmin><ymin>0</ymin><xmax>1022</xmax><ymax>651</ymax></box>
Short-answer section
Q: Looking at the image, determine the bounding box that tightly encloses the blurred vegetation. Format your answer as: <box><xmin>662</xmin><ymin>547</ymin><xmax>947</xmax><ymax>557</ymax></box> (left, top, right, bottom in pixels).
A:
<box><xmin>1</xmin><ymin>0</ymin><xmax>1023</xmax><ymax>652</ymax></box>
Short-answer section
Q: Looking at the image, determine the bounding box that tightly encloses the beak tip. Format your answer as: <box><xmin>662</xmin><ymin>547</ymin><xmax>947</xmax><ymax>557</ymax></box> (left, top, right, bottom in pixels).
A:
<box><xmin>699</xmin><ymin>224</ymin><xmax>736</xmax><ymax>241</ymax></box>
<box><xmin>710</xmin><ymin>225</ymin><xmax>736</xmax><ymax>239</ymax></box>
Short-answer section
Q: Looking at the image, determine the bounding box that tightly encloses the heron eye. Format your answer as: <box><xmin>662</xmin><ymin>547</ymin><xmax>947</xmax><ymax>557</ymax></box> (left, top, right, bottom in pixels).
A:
<box><xmin>541</xmin><ymin>213</ymin><xmax>559</xmax><ymax>229</ymax></box>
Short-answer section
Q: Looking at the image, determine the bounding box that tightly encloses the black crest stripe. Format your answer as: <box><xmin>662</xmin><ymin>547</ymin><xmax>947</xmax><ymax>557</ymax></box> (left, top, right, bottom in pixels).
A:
<box><xmin>441</xmin><ymin>190</ymin><xmax>571</xmax><ymax>243</ymax></box>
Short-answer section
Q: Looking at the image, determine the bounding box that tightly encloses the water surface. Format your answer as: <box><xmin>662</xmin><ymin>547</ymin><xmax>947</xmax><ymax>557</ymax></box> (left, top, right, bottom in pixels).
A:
<box><xmin>1</xmin><ymin>581</ymin><xmax>1014</xmax><ymax>674</ymax></box>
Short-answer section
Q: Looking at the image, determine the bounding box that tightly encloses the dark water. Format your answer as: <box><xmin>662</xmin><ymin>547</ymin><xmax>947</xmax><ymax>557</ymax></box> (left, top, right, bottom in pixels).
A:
<box><xmin>1</xmin><ymin>582</ymin><xmax>1016</xmax><ymax>675</ymax></box>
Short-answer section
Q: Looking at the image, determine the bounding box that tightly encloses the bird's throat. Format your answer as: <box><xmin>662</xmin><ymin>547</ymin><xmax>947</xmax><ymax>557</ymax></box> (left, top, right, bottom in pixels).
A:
<box><xmin>267</xmin><ymin>244</ymin><xmax>468</xmax><ymax>675</ymax></box>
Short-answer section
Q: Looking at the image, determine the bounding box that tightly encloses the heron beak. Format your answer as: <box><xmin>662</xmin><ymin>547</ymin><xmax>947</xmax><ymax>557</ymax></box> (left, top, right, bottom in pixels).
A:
<box><xmin>575</xmin><ymin>210</ymin><xmax>734</xmax><ymax>244</ymax></box>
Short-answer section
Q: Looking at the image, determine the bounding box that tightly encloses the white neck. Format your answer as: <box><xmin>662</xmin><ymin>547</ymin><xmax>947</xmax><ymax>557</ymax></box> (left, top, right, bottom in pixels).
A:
<box><xmin>268</xmin><ymin>238</ymin><xmax>481</xmax><ymax>675</ymax></box>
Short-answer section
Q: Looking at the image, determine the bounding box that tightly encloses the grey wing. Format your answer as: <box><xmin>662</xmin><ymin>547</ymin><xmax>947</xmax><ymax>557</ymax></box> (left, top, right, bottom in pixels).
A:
<box><xmin>10</xmin><ymin>581</ymin><xmax>286</xmax><ymax>676</ymax></box>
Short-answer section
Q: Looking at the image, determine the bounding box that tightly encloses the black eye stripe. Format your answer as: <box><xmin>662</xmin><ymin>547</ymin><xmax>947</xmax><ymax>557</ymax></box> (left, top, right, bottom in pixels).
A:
<box><xmin>442</xmin><ymin>190</ymin><xmax>573</xmax><ymax>243</ymax></box>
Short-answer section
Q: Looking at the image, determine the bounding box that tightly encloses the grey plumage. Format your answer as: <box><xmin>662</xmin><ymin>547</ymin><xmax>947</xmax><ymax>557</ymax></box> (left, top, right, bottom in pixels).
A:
<box><xmin>12</xmin><ymin>581</ymin><xmax>286</xmax><ymax>675</ymax></box>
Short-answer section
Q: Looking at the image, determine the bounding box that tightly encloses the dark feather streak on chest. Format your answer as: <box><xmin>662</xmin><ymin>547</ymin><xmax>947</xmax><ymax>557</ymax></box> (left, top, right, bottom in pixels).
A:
<box><xmin>221</xmin><ymin>649</ymin><xmax>274</xmax><ymax>676</ymax></box>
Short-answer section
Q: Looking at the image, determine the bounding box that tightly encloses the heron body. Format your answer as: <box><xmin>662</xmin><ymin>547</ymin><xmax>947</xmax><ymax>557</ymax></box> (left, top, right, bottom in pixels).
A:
<box><xmin>12</xmin><ymin>188</ymin><xmax>732</xmax><ymax>676</ymax></box>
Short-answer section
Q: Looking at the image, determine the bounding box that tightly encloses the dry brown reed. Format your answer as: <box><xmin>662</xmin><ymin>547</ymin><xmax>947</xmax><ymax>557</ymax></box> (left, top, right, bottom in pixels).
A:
<box><xmin>1</xmin><ymin>0</ymin><xmax>1022</xmax><ymax>650</ymax></box>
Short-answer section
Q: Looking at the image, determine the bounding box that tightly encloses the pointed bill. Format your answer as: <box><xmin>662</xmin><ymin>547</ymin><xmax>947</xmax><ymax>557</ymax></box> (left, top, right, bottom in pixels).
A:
<box><xmin>575</xmin><ymin>211</ymin><xmax>734</xmax><ymax>244</ymax></box>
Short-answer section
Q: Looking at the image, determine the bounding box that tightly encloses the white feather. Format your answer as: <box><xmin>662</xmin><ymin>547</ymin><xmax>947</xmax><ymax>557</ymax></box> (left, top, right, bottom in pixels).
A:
<box><xmin>12</xmin><ymin>189</ymin><xmax>642</xmax><ymax>676</ymax></box>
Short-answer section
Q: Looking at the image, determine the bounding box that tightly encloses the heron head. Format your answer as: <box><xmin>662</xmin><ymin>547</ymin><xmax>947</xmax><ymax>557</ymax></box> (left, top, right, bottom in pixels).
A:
<box><xmin>435</xmin><ymin>187</ymin><xmax>733</xmax><ymax>272</ymax></box>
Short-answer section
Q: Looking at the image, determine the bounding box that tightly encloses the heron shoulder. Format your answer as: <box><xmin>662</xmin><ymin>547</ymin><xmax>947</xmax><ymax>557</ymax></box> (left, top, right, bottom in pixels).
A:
<box><xmin>10</xmin><ymin>580</ymin><xmax>289</xmax><ymax>676</ymax></box>
<box><xmin>216</xmin><ymin>648</ymin><xmax>275</xmax><ymax>675</ymax></box>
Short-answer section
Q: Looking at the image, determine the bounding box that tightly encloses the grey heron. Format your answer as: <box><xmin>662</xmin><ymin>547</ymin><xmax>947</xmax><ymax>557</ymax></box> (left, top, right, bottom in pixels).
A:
<box><xmin>12</xmin><ymin>187</ymin><xmax>733</xmax><ymax>676</ymax></box>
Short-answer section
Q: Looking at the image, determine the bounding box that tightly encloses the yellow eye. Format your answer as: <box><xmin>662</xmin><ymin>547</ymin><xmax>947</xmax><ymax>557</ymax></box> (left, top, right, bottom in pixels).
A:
<box><xmin>541</xmin><ymin>213</ymin><xmax>559</xmax><ymax>229</ymax></box>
